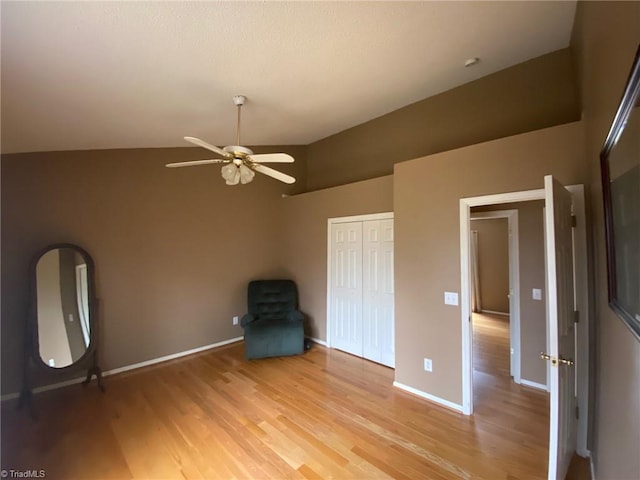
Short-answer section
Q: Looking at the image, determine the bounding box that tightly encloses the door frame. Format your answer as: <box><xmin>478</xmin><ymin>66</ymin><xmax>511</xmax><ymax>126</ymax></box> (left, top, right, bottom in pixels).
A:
<box><xmin>326</xmin><ymin>211</ymin><xmax>394</xmax><ymax>349</ymax></box>
<box><xmin>470</xmin><ymin>209</ymin><xmax>521</xmax><ymax>384</ymax></box>
<box><xmin>459</xmin><ymin>185</ymin><xmax>589</xmax><ymax>456</ymax></box>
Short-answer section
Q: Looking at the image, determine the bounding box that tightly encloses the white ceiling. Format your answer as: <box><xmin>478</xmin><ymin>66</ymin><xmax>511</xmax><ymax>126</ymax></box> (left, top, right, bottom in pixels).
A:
<box><xmin>1</xmin><ymin>1</ymin><xmax>577</xmax><ymax>154</ymax></box>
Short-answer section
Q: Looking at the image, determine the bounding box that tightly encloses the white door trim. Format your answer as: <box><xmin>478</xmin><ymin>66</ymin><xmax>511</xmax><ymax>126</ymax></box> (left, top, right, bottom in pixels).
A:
<box><xmin>326</xmin><ymin>212</ymin><xmax>394</xmax><ymax>349</ymax></box>
<box><xmin>460</xmin><ymin>189</ymin><xmax>543</xmax><ymax>416</ymax></box>
<box><xmin>470</xmin><ymin>209</ymin><xmax>521</xmax><ymax>384</ymax></box>
<box><xmin>328</xmin><ymin>212</ymin><xmax>394</xmax><ymax>225</ymax></box>
<box><xmin>459</xmin><ymin>186</ymin><xmax>589</xmax><ymax>456</ymax></box>
<box><xmin>75</xmin><ymin>264</ymin><xmax>91</xmax><ymax>347</ymax></box>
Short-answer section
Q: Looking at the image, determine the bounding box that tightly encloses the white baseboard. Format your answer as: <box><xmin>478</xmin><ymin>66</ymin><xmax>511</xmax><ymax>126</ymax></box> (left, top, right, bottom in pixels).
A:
<box><xmin>479</xmin><ymin>309</ymin><xmax>509</xmax><ymax>317</ymax></box>
<box><xmin>519</xmin><ymin>378</ymin><xmax>548</xmax><ymax>391</ymax></box>
<box><xmin>393</xmin><ymin>381</ymin><xmax>463</xmax><ymax>413</ymax></box>
<box><xmin>1</xmin><ymin>376</ymin><xmax>88</xmax><ymax>401</ymax></box>
<box><xmin>105</xmin><ymin>336</ymin><xmax>243</xmax><ymax>376</ymax></box>
<box><xmin>1</xmin><ymin>336</ymin><xmax>244</xmax><ymax>402</ymax></box>
<box><xmin>309</xmin><ymin>337</ymin><xmax>327</xmax><ymax>347</ymax></box>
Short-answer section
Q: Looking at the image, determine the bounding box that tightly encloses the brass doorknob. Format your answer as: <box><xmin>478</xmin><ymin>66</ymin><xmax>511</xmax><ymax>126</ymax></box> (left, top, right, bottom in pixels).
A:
<box><xmin>540</xmin><ymin>352</ymin><xmax>557</xmax><ymax>366</ymax></box>
<box><xmin>540</xmin><ymin>352</ymin><xmax>574</xmax><ymax>367</ymax></box>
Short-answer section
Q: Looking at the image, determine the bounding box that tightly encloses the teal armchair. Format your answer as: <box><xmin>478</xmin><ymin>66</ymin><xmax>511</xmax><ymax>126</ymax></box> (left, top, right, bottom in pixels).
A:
<box><xmin>241</xmin><ymin>280</ymin><xmax>305</xmax><ymax>360</ymax></box>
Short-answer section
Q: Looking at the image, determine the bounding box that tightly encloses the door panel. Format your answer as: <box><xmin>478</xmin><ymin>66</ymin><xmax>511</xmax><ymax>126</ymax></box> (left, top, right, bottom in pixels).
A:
<box><xmin>544</xmin><ymin>175</ymin><xmax>577</xmax><ymax>480</ymax></box>
<box><xmin>363</xmin><ymin>221</ymin><xmax>381</xmax><ymax>363</ymax></box>
<box><xmin>380</xmin><ymin>220</ymin><xmax>395</xmax><ymax>367</ymax></box>
<box><xmin>363</xmin><ymin>219</ymin><xmax>395</xmax><ymax>367</ymax></box>
<box><xmin>331</xmin><ymin>222</ymin><xmax>363</xmax><ymax>357</ymax></box>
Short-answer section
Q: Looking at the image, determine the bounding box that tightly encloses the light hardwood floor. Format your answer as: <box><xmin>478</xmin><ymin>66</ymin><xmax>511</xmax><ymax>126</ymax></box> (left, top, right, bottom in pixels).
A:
<box><xmin>2</xmin><ymin>328</ymin><xmax>582</xmax><ymax>480</ymax></box>
<box><xmin>472</xmin><ymin>312</ymin><xmax>524</xmax><ymax>408</ymax></box>
<box><xmin>472</xmin><ymin>312</ymin><xmax>512</xmax><ymax>378</ymax></box>
<box><xmin>472</xmin><ymin>312</ymin><xmax>590</xmax><ymax>480</ymax></box>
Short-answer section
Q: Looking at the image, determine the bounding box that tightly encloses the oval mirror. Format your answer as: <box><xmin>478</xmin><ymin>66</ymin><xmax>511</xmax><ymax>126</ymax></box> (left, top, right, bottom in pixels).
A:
<box><xmin>35</xmin><ymin>246</ymin><xmax>93</xmax><ymax>368</ymax></box>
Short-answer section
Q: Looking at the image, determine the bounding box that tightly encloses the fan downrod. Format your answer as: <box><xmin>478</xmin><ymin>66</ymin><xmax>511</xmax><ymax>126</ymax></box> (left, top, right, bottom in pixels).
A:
<box><xmin>233</xmin><ymin>95</ymin><xmax>246</xmax><ymax>145</ymax></box>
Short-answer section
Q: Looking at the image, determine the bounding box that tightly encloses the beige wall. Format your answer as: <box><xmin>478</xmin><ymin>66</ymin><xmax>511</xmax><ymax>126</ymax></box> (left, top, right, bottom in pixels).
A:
<box><xmin>571</xmin><ymin>1</ymin><xmax>640</xmax><ymax>478</ymax></box>
<box><xmin>278</xmin><ymin>176</ymin><xmax>394</xmax><ymax>340</ymax></box>
<box><xmin>393</xmin><ymin>121</ymin><xmax>586</xmax><ymax>405</ymax></box>
<box><xmin>471</xmin><ymin>218</ymin><xmax>509</xmax><ymax>314</ymax></box>
<box><xmin>1</xmin><ymin>145</ymin><xmax>306</xmax><ymax>394</ymax></box>
<box><xmin>514</xmin><ymin>202</ymin><xmax>547</xmax><ymax>387</ymax></box>
<box><xmin>2</xmin><ymin>8</ymin><xmax>636</xmax><ymax>475</ymax></box>
<box><xmin>1</xmin><ymin>47</ymin><xmax>580</xmax><ymax>396</ymax></box>
<box><xmin>306</xmin><ymin>49</ymin><xmax>580</xmax><ymax>191</ymax></box>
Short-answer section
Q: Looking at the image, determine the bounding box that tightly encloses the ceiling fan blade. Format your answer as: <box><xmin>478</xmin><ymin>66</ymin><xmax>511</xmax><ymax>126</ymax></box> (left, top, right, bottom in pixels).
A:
<box><xmin>252</xmin><ymin>164</ymin><xmax>296</xmax><ymax>184</ymax></box>
<box><xmin>247</xmin><ymin>153</ymin><xmax>295</xmax><ymax>163</ymax></box>
<box><xmin>165</xmin><ymin>159</ymin><xmax>227</xmax><ymax>168</ymax></box>
<box><xmin>184</xmin><ymin>136</ymin><xmax>231</xmax><ymax>158</ymax></box>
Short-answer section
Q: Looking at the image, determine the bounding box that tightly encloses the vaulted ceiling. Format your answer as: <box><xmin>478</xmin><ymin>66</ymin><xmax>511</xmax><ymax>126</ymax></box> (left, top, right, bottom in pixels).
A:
<box><xmin>1</xmin><ymin>1</ymin><xmax>577</xmax><ymax>154</ymax></box>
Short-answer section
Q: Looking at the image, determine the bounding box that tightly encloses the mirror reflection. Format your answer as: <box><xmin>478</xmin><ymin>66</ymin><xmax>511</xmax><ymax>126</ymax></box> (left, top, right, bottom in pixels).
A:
<box><xmin>36</xmin><ymin>248</ymin><xmax>91</xmax><ymax>368</ymax></box>
<box><xmin>607</xmin><ymin>103</ymin><xmax>640</xmax><ymax>322</ymax></box>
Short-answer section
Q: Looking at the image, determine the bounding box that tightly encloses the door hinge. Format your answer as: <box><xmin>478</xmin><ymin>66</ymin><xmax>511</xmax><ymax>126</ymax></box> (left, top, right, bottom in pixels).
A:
<box><xmin>571</xmin><ymin>214</ymin><xmax>577</xmax><ymax>228</ymax></box>
<box><xmin>575</xmin><ymin>405</ymin><xmax>579</xmax><ymax>419</ymax></box>
<box><xmin>574</xmin><ymin>310</ymin><xmax>579</xmax><ymax>323</ymax></box>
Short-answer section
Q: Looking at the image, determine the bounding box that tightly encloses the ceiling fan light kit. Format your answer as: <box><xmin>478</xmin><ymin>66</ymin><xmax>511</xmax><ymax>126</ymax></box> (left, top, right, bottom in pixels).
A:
<box><xmin>166</xmin><ymin>95</ymin><xmax>296</xmax><ymax>186</ymax></box>
<box><xmin>222</xmin><ymin>163</ymin><xmax>255</xmax><ymax>185</ymax></box>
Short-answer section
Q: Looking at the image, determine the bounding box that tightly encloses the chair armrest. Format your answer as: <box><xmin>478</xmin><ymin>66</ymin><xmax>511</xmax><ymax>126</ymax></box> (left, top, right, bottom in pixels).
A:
<box><xmin>287</xmin><ymin>310</ymin><xmax>304</xmax><ymax>323</ymax></box>
<box><xmin>240</xmin><ymin>314</ymin><xmax>256</xmax><ymax>327</ymax></box>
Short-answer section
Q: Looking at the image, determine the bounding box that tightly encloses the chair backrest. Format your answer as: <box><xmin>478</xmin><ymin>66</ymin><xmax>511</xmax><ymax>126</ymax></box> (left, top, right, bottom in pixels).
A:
<box><xmin>247</xmin><ymin>280</ymin><xmax>298</xmax><ymax>320</ymax></box>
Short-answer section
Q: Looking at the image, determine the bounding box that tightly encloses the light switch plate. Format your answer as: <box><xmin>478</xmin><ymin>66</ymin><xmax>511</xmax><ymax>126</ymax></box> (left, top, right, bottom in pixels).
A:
<box><xmin>532</xmin><ymin>288</ymin><xmax>542</xmax><ymax>301</ymax></box>
<box><xmin>444</xmin><ymin>292</ymin><xmax>459</xmax><ymax>306</ymax></box>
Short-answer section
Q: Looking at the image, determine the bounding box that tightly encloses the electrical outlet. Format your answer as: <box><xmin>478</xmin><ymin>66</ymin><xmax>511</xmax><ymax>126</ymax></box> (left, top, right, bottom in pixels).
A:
<box><xmin>423</xmin><ymin>358</ymin><xmax>433</xmax><ymax>372</ymax></box>
<box><xmin>444</xmin><ymin>292</ymin><xmax>459</xmax><ymax>306</ymax></box>
<box><xmin>233</xmin><ymin>316</ymin><xmax>239</xmax><ymax>326</ymax></box>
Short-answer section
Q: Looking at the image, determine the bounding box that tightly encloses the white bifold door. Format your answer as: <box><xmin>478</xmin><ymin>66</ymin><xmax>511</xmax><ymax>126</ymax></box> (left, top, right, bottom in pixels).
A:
<box><xmin>329</xmin><ymin>215</ymin><xmax>395</xmax><ymax>368</ymax></box>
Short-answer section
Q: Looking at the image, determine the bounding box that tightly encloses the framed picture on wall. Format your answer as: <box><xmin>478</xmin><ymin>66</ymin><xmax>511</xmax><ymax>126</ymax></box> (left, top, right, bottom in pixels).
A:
<box><xmin>600</xmin><ymin>43</ymin><xmax>640</xmax><ymax>340</ymax></box>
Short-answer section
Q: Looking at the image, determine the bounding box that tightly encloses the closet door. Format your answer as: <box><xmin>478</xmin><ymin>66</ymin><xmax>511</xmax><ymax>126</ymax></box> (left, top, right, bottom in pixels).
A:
<box><xmin>330</xmin><ymin>222</ymin><xmax>363</xmax><ymax>357</ymax></box>
<box><xmin>362</xmin><ymin>219</ymin><xmax>395</xmax><ymax>367</ymax></box>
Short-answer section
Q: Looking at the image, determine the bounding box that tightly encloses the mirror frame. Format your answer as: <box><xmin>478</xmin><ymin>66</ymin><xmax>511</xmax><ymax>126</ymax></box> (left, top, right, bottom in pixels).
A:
<box><xmin>599</xmin><ymin>43</ymin><xmax>640</xmax><ymax>340</ymax></box>
<box><xmin>28</xmin><ymin>243</ymin><xmax>98</xmax><ymax>372</ymax></box>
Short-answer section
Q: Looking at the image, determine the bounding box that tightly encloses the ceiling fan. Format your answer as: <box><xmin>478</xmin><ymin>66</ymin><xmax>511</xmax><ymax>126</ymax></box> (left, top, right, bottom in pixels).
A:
<box><xmin>166</xmin><ymin>95</ymin><xmax>295</xmax><ymax>185</ymax></box>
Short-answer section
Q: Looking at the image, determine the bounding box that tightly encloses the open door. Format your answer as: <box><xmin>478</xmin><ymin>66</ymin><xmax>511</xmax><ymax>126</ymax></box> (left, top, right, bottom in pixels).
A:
<box><xmin>543</xmin><ymin>175</ymin><xmax>577</xmax><ymax>480</ymax></box>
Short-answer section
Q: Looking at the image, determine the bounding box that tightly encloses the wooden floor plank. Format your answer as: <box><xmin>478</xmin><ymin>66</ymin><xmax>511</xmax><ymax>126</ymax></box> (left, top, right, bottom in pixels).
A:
<box><xmin>2</xmin><ymin>319</ymin><xmax>586</xmax><ymax>480</ymax></box>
